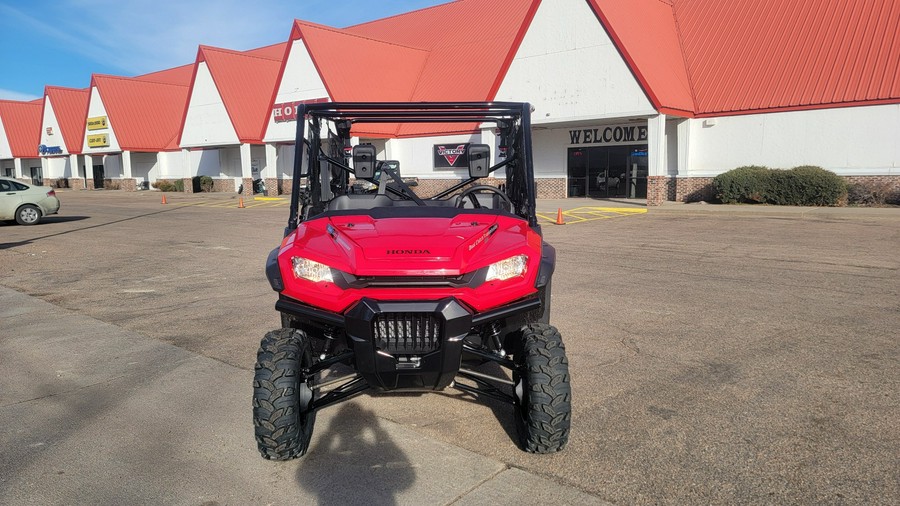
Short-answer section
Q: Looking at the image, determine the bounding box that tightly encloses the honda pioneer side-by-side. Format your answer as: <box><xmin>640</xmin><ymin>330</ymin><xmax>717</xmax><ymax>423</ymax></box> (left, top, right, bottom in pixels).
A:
<box><xmin>255</xmin><ymin>102</ymin><xmax>570</xmax><ymax>459</ymax></box>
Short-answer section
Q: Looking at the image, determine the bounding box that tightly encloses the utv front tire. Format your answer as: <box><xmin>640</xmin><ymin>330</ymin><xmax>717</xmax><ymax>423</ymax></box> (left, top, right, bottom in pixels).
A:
<box><xmin>513</xmin><ymin>323</ymin><xmax>571</xmax><ymax>453</ymax></box>
<box><xmin>253</xmin><ymin>328</ymin><xmax>317</xmax><ymax>460</ymax></box>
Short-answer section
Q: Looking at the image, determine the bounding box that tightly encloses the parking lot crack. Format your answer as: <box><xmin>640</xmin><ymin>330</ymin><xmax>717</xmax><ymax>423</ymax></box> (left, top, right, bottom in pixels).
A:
<box><xmin>0</xmin><ymin>374</ymin><xmax>128</xmax><ymax>409</ymax></box>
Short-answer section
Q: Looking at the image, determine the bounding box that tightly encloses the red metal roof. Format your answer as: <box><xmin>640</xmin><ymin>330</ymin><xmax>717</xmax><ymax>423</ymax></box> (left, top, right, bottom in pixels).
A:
<box><xmin>347</xmin><ymin>0</ymin><xmax>538</xmax><ymax>103</ymax></box>
<box><xmin>43</xmin><ymin>86</ymin><xmax>90</xmax><ymax>154</ymax></box>
<box><xmin>189</xmin><ymin>45</ymin><xmax>284</xmax><ymax>143</ymax></box>
<box><xmin>244</xmin><ymin>42</ymin><xmax>289</xmax><ymax>60</ymax></box>
<box><xmin>279</xmin><ymin>0</ymin><xmax>537</xmax><ymax>137</ymax></box>
<box><xmin>590</xmin><ymin>0</ymin><xmax>900</xmax><ymax>116</ymax></box>
<box><xmin>135</xmin><ymin>64</ymin><xmax>195</xmax><ymax>86</ymax></box>
<box><xmin>92</xmin><ymin>74</ymin><xmax>190</xmax><ymax>151</ymax></box>
<box><xmin>0</xmin><ymin>99</ymin><xmax>43</xmax><ymax>158</ymax></box>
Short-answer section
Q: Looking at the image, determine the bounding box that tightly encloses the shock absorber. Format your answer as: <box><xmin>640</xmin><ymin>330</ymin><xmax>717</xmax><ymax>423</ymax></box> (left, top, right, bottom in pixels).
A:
<box><xmin>485</xmin><ymin>321</ymin><xmax>506</xmax><ymax>357</ymax></box>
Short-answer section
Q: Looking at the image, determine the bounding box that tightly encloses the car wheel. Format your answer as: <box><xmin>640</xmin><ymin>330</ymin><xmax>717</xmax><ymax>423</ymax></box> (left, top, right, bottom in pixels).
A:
<box><xmin>253</xmin><ymin>328</ymin><xmax>318</xmax><ymax>460</ymax></box>
<box><xmin>513</xmin><ymin>323</ymin><xmax>571</xmax><ymax>453</ymax></box>
<box><xmin>15</xmin><ymin>205</ymin><xmax>41</xmax><ymax>225</ymax></box>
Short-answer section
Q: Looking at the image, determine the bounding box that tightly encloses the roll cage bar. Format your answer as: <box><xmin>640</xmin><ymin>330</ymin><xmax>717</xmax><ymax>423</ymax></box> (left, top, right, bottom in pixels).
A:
<box><xmin>286</xmin><ymin>102</ymin><xmax>538</xmax><ymax>232</ymax></box>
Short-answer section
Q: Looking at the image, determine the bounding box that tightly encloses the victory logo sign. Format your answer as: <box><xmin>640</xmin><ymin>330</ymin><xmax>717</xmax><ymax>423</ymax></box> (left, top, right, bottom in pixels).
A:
<box><xmin>437</xmin><ymin>145</ymin><xmax>466</xmax><ymax>166</ymax></box>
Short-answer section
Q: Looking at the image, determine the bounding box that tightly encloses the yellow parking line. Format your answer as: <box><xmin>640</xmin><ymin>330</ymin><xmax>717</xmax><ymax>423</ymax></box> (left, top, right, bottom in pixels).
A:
<box><xmin>536</xmin><ymin>206</ymin><xmax>647</xmax><ymax>225</ymax></box>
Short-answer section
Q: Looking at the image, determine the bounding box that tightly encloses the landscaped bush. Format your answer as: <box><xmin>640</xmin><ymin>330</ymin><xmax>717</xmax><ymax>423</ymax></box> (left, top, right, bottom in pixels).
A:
<box><xmin>714</xmin><ymin>165</ymin><xmax>847</xmax><ymax>206</ymax></box>
<box><xmin>713</xmin><ymin>165</ymin><xmax>772</xmax><ymax>204</ymax></box>
<box><xmin>767</xmin><ymin>166</ymin><xmax>847</xmax><ymax>206</ymax></box>
<box><xmin>103</xmin><ymin>179</ymin><xmax>121</xmax><ymax>190</ymax></box>
<box><xmin>847</xmin><ymin>180</ymin><xmax>899</xmax><ymax>206</ymax></box>
<box><xmin>199</xmin><ymin>175</ymin><xmax>214</xmax><ymax>192</ymax></box>
<box><xmin>152</xmin><ymin>180</ymin><xmax>178</xmax><ymax>192</ymax></box>
<box><xmin>174</xmin><ymin>179</ymin><xmax>185</xmax><ymax>192</ymax></box>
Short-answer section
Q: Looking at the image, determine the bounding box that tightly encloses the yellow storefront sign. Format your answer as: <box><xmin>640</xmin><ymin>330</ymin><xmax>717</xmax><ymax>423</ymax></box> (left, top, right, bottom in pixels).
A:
<box><xmin>87</xmin><ymin>133</ymin><xmax>110</xmax><ymax>148</ymax></box>
<box><xmin>87</xmin><ymin>116</ymin><xmax>108</xmax><ymax>131</ymax></box>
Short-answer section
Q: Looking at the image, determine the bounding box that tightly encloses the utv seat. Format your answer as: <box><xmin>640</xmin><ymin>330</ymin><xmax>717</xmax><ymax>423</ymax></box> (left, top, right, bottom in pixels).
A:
<box><xmin>327</xmin><ymin>194</ymin><xmax>394</xmax><ymax>210</ymax></box>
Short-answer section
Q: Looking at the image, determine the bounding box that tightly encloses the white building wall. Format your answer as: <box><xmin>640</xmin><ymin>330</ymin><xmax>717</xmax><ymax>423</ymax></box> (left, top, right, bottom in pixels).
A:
<box><xmin>21</xmin><ymin>158</ymin><xmax>42</xmax><ymax>180</ymax></box>
<box><xmin>686</xmin><ymin>104</ymin><xmax>900</xmax><ymax>177</ymax></box>
<box><xmin>217</xmin><ymin>146</ymin><xmax>242</xmax><ymax>179</ymax></box>
<box><xmin>81</xmin><ymin>87</ymin><xmax>121</xmax><ymax>154</ymax></box>
<box><xmin>277</xmin><ymin>144</ymin><xmax>295</xmax><ymax>179</ymax></box>
<box><xmin>180</xmin><ymin>62</ymin><xmax>240</xmax><ymax>148</ymax></box>
<box><xmin>382</xmin><ymin>134</ymin><xmax>480</xmax><ymax>179</ymax></box>
<box><xmin>39</xmin><ymin>97</ymin><xmax>68</xmax><ymax>155</ymax></box>
<box><xmin>263</xmin><ymin>39</ymin><xmax>330</xmax><ymax>143</ymax></box>
<box><xmin>102</xmin><ymin>154</ymin><xmax>123</xmax><ymax>178</ymax></box>
<box><xmin>1</xmin><ymin>159</ymin><xmax>14</xmax><ymax>177</ymax></box>
<box><xmin>40</xmin><ymin>157</ymin><xmax>69</xmax><ymax>180</ymax></box>
<box><xmin>158</xmin><ymin>151</ymin><xmax>184</xmax><ymax>179</ymax></box>
<box><xmin>130</xmin><ymin>152</ymin><xmax>158</xmax><ymax>184</ymax></box>
<box><xmin>0</xmin><ymin>116</ymin><xmax>12</xmax><ymax>159</ymax></box>
<box><xmin>494</xmin><ymin>0</ymin><xmax>655</xmax><ymax>124</ymax></box>
<box><xmin>250</xmin><ymin>144</ymin><xmax>266</xmax><ymax>179</ymax></box>
<box><xmin>192</xmin><ymin>149</ymin><xmax>221</xmax><ymax>177</ymax></box>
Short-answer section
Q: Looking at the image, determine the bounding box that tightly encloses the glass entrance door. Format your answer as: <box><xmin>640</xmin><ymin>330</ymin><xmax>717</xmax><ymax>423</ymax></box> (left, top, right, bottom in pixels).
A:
<box><xmin>568</xmin><ymin>145</ymin><xmax>645</xmax><ymax>198</ymax></box>
<box><xmin>30</xmin><ymin>167</ymin><xmax>43</xmax><ymax>186</ymax></box>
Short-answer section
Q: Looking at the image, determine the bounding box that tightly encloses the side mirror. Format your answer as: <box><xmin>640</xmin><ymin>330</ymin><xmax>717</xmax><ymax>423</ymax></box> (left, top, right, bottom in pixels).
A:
<box><xmin>353</xmin><ymin>144</ymin><xmax>377</xmax><ymax>179</ymax></box>
<box><xmin>468</xmin><ymin>144</ymin><xmax>490</xmax><ymax>178</ymax></box>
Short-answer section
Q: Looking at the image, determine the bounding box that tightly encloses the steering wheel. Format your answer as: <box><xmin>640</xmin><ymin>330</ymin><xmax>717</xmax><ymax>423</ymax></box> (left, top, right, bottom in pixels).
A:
<box><xmin>455</xmin><ymin>185</ymin><xmax>513</xmax><ymax>210</ymax></box>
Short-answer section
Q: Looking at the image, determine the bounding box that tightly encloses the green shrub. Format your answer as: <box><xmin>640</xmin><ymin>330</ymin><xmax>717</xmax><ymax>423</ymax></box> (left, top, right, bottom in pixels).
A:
<box><xmin>714</xmin><ymin>165</ymin><xmax>847</xmax><ymax>206</ymax></box>
<box><xmin>174</xmin><ymin>179</ymin><xmax>185</xmax><ymax>192</ymax></box>
<box><xmin>152</xmin><ymin>180</ymin><xmax>177</xmax><ymax>192</ymax></box>
<box><xmin>189</xmin><ymin>175</ymin><xmax>215</xmax><ymax>192</ymax></box>
<box><xmin>767</xmin><ymin>166</ymin><xmax>846</xmax><ymax>206</ymax></box>
<box><xmin>713</xmin><ymin>165</ymin><xmax>772</xmax><ymax>203</ymax></box>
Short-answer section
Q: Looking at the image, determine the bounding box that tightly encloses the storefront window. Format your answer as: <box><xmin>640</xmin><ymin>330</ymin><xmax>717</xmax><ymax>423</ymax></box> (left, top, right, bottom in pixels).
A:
<box><xmin>567</xmin><ymin>145</ymin><xmax>647</xmax><ymax>198</ymax></box>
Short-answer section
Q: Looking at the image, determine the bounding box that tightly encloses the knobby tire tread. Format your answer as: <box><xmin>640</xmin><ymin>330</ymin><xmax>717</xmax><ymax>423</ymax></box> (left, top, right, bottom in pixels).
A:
<box><xmin>516</xmin><ymin>323</ymin><xmax>571</xmax><ymax>453</ymax></box>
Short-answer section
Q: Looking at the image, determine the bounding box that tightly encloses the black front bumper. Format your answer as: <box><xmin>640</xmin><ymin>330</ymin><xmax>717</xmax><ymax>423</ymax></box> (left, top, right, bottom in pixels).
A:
<box><xmin>275</xmin><ymin>295</ymin><xmax>540</xmax><ymax>391</ymax></box>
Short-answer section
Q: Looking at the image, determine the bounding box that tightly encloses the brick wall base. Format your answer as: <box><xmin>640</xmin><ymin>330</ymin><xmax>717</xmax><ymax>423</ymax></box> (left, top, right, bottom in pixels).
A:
<box><xmin>70</xmin><ymin>179</ymin><xmax>86</xmax><ymax>190</ymax></box>
<box><xmin>676</xmin><ymin>177</ymin><xmax>716</xmax><ymax>203</ymax></box>
<box><xmin>241</xmin><ymin>178</ymin><xmax>254</xmax><ymax>197</ymax></box>
<box><xmin>647</xmin><ymin>176</ymin><xmax>674</xmax><ymax>206</ymax></box>
<box><xmin>182</xmin><ymin>178</ymin><xmax>194</xmax><ymax>194</ymax></box>
<box><xmin>649</xmin><ymin>174</ymin><xmax>900</xmax><ymax>205</ymax></box>
<box><xmin>211</xmin><ymin>179</ymin><xmax>237</xmax><ymax>193</ymax></box>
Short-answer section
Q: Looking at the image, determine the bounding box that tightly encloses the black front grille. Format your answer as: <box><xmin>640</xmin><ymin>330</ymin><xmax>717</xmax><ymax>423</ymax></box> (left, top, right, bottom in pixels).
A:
<box><xmin>373</xmin><ymin>313</ymin><xmax>442</xmax><ymax>354</ymax></box>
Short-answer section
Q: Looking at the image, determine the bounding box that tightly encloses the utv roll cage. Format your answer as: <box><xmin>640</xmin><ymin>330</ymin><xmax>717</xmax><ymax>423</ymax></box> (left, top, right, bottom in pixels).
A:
<box><xmin>285</xmin><ymin>102</ymin><xmax>539</xmax><ymax>232</ymax></box>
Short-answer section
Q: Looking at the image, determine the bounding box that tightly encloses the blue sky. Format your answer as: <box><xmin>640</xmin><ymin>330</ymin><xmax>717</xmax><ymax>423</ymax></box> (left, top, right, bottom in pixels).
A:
<box><xmin>0</xmin><ymin>0</ymin><xmax>444</xmax><ymax>101</ymax></box>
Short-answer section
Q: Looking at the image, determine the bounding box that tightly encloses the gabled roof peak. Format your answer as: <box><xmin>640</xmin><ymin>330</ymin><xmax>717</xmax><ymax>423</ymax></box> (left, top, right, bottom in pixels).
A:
<box><xmin>292</xmin><ymin>19</ymin><xmax>428</xmax><ymax>52</ymax></box>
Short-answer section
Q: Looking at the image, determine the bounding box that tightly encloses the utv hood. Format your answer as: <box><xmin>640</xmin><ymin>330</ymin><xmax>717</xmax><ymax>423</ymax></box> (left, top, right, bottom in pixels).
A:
<box><xmin>282</xmin><ymin>212</ymin><xmax>542</xmax><ymax>277</ymax></box>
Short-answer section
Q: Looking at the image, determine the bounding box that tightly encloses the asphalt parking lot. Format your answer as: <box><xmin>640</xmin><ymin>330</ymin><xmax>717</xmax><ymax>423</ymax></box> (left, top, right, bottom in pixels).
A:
<box><xmin>1</xmin><ymin>190</ymin><xmax>898</xmax><ymax>504</ymax></box>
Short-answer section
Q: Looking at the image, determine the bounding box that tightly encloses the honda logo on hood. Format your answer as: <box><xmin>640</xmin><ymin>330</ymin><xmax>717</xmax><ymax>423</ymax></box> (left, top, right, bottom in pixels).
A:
<box><xmin>387</xmin><ymin>249</ymin><xmax>431</xmax><ymax>255</ymax></box>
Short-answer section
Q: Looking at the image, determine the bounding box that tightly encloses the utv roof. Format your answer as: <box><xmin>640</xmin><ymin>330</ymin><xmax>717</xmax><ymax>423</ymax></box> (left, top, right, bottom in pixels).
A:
<box><xmin>288</xmin><ymin>101</ymin><xmax>538</xmax><ymax>231</ymax></box>
<box><xmin>298</xmin><ymin>101</ymin><xmax>533</xmax><ymax>124</ymax></box>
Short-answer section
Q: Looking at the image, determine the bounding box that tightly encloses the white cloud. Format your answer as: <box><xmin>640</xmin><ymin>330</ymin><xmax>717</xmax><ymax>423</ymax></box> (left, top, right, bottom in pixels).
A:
<box><xmin>2</xmin><ymin>0</ymin><xmax>314</xmax><ymax>75</ymax></box>
<box><xmin>1</xmin><ymin>0</ymin><xmax>443</xmax><ymax>81</ymax></box>
<box><xmin>0</xmin><ymin>88</ymin><xmax>41</xmax><ymax>101</ymax></box>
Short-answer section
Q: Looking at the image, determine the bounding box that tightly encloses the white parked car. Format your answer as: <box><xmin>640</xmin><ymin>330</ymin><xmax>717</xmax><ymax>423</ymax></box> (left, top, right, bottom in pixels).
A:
<box><xmin>0</xmin><ymin>177</ymin><xmax>61</xmax><ymax>225</ymax></box>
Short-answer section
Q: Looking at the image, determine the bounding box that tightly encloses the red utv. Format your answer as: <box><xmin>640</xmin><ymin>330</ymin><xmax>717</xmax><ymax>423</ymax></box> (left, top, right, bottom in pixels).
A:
<box><xmin>255</xmin><ymin>102</ymin><xmax>570</xmax><ymax>459</ymax></box>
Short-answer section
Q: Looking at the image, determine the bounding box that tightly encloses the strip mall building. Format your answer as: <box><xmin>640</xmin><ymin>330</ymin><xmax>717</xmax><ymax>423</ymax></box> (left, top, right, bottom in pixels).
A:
<box><xmin>1</xmin><ymin>0</ymin><xmax>898</xmax><ymax>205</ymax></box>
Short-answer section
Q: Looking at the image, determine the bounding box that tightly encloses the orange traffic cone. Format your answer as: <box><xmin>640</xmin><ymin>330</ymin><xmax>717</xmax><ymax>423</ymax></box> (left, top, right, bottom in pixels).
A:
<box><xmin>161</xmin><ymin>194</ymin><xmax>167</xmax><ymax>204</ymax></box>
<box><xmin>556</xmin><ymin>208</ymin><xmax>565</xmax><ymax>225</ymax></box>
<box><xmin>238</xmin><ymin>197</ymin><xmax>245</xmax><ymax>209</ymax></box>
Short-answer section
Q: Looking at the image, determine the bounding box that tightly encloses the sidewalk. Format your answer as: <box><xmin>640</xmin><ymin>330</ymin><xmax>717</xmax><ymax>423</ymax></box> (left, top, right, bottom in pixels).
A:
<box><xmin>0</xmin><ymin>286</ymin><xmax>607</xmax><ymax>506</ymax></box>
<box><xmin>537</xmin><ymin>197</ymin><xmax>899</xmax><ymax>219</ymax></box>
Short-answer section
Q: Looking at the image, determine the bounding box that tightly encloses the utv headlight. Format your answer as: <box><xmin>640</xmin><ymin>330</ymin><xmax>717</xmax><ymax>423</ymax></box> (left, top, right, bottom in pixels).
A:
<box><xmin>485</xmin><ymin>254</ymin><xmax>528</xmax><ymax>282</ymax></box>
<box><xmin>291</xmin><ymin>256</ymin><xmax>334</xmax><ymax>283</ymax></box>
